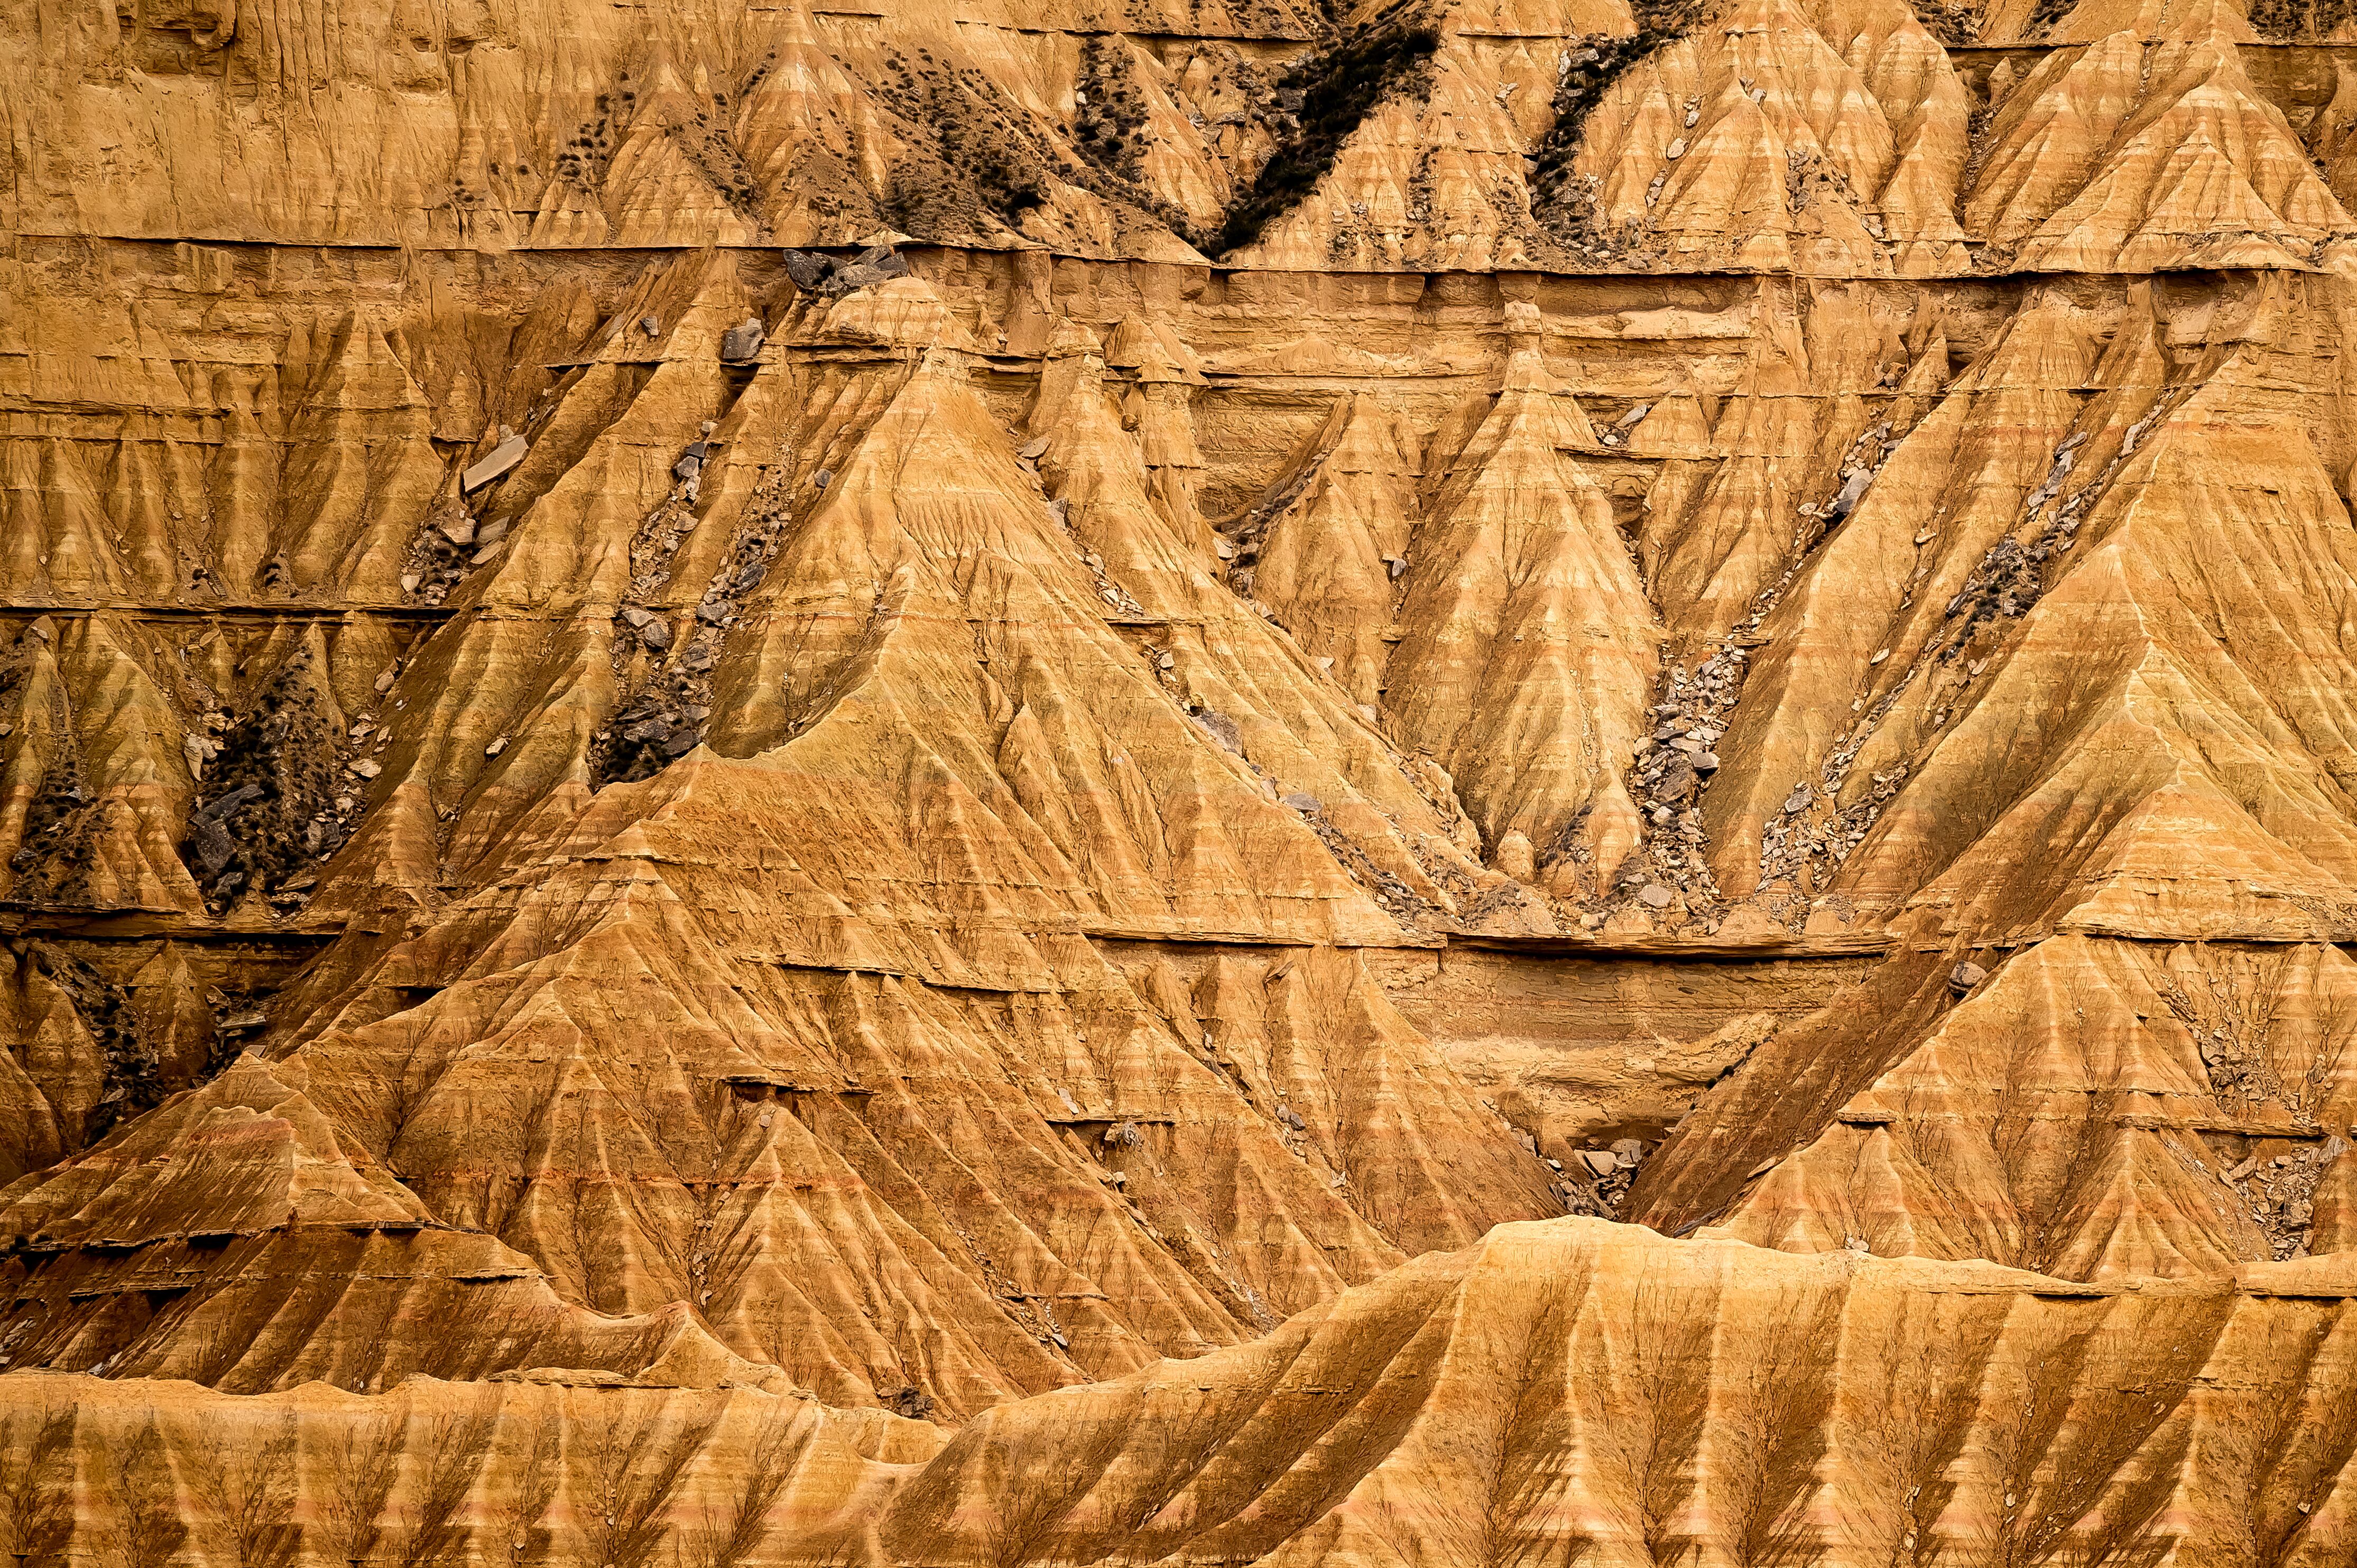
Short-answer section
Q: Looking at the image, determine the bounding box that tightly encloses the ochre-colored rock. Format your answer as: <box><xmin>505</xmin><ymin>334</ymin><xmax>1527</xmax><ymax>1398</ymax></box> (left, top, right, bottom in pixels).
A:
<box><xmin>10</xmin><ymin>0</ymin><xmax>2357</xmax><ymax>1553</ymax></box>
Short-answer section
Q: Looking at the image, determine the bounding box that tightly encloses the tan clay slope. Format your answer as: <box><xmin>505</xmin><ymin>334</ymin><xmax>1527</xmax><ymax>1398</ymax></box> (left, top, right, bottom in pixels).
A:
<box><xmin>1381</xmin><ymin>303</ymin><xmax>1660</xmax><ymax>889</ymax></box>
<box><xmin>16</xmin><ymin>0</ymin><xmax>2357</xmax><ymax>272</ymax></box>
<box><xmin>17</xmin><ymin>0</ymin><xmax>2357</xmax><ymax>1533</ymax></box>
<box><xmin>346</xmin><ymin>261</ymin><xmax>1529</xmax><ymax>956</ymax></box>
<box><xmin>1</xmin><ymin>244</ymin><xmax>1634</xmax><ymax>1424</ymax></box>
<box><xmin>880</xmin><ymin>1219</ymin><xmax>2357</xmax><ymax>1566</ymax></box>
<box><xmin>1666</xmin><ymin>271</ymin><xmax>2357</xmax><ymax>941</ymax></box>
<box><xmin>1611</xmin><ymin>273</ymin><xmax>2357</xmax><ymax>1272</ymax></box>
<box><xmin>1696</xmin><ymin>935</ymin><xmax>2357</xmax><ymax>1277</ymax></box>
<box><xmin>1565</xmin><ymin>0</ymin><xmax>1973</xmax><ymax>277</ymax></box>
<box><xmin>9</xmin><ymin>559</ymin><xmax>1574</xmax><ymax>1405</ymax></box>
<box><xmin>1964</xmin><ymin>33</ymin><xmax>2351</xmax><ymax>271</ymax></box>
<box><xmin>3</xmin><ymin>1219</ymin><xmax>2353</xmax><ymax>1565</ymax></box>
<box><xmin>1</xmin><ymin>730</ymin><xmax>1563</xmax><ymax>1414</ymax></box>
<box><xmin>17</xmin><ymin>252</ymin><xmax>2357</xmax><ymax>1316</ymax></box>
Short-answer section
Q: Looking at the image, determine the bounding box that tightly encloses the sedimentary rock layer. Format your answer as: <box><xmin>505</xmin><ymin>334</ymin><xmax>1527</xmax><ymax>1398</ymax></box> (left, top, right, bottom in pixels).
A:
<box><xmin>12</xmin><ymin>0</ymin><xmax>2357</xmax><ymax>1552</ymax></box>
<box><xmin>4</xmin><ymin>1220</ymin><xmax>2355</xmax><ymax>1565</ymax></box>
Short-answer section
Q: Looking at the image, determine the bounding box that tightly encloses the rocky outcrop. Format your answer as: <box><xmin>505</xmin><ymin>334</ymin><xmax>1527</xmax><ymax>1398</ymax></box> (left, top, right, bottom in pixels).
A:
<box><xmin>5</xmin><ymin>1219</ymin><xmax>2356</xmax><ymax>1564</ymax></box>
<box><xmin>13</xmin><ymin>0</ymin><xmax>2357</xmax><ymax>1553</ymax></box>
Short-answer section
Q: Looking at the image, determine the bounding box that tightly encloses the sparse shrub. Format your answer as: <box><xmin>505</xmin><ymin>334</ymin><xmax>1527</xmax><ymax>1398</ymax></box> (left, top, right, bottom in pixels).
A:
<box><xmin>1208</xmin><ymin>20</ymin><xmax>1442</xmax><ymax>256</ymax></box>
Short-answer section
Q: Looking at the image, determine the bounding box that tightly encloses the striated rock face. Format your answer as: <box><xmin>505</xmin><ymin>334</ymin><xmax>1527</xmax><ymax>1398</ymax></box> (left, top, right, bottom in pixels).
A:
<box><xmin>11</xmin><ymin>0</ymin><xmax>2357</xmax><ymax>1554</ymax></box>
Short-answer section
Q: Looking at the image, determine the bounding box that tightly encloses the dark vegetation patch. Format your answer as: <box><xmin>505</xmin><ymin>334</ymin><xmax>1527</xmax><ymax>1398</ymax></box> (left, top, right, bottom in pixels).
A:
<box><xmin>871</xmin><ymin>38</ymin><xmax>1216</xmax><ymax>246</ymax></box>
<box><xmin>402</xmin><ymin>496</ymin><xmax>487</xmax><ymax>606</ymax></box>
<box><xmin>2246</xmin><ymin>0</ymin><xmax>2357</xmax><ymax>36</ymax></box>
<box><xmin>22</xmin><ymin>941</ymin><xmax>161</xmax><ymax>1140</ymax></box>
<box><xmin>203</xmin><ymin>986</ymin><xmax>269</xmax><ymax>1082</ymax></box>
<box><xmin>1059</xmin><ymin>38</ymin><xmax>1254</xmax><ymax>247</ymax></box>
<box><xmin>2</xmin><ymin>634</ymin><xmax>104</xmax><ymax>906</ymax></box>
<box><xmin>596</xmin><ymin>475</ymin><xmax>797</xmax><ymax>788</ymax></box>
<box><xmin>554</xmin><ymin>83</ymin><xmax>633</xmax><ymax>193</ymax></box>
<box><xmin>596</xmin><ymin>672</ymin><xmax>713</xmax><ymax>788</ymax></box>
<box><xmin>6</xmin><ymin>765</ymin><xmax>102</xmax><ymax>902</ymax></box>
<box><xmin>664</xmin><ymin>88</ymin><xmax>762</xmax><ymax>215</ymax></box>
<box><xmin>873</xmin><ymin>50</ymin><xmax>1060</xmax><ymax>233</ymax></box>
<box><xmin>552</xmin><ymin>71</ymin><xmax>761</xmax><ymax>212</ymax></box>
<box><xmin>882</xmin><ymin>1387</ymin><xmax>937</xmax><ymax>1421</ymax></box>
<box><xmin>2021</xmin><ymin>0</ymin><xmax>2076</xmax><ymax>36</ymax></box>
<box><xmin>1526</xmin><ymin>0</ymin><xmax>1709</xmax><ymax>252</ymax></box>
<box><xmin>1207</xmin><ymin>16</ymin><xmax>1442</xmax><ymax>256</ymax></box>
<box><xmin>178</xmin><ymin>652</ymin><xmax>353</xmax><ymax>917</ymax></box>
<box><xmin>1074</xmin><ymin>35</ymin><xmax>1157</xmax><ymax>187</ymax></box>
<box><xmin>1915</xmin><ymin>0</ymin><xmax>1980</xmax><ymax>43</ymax></box>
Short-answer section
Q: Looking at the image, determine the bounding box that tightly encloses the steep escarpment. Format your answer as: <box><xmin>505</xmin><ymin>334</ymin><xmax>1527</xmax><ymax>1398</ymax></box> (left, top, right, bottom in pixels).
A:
<box><xmin>12</xmin><ymin>0</ymin><xmax>2357</xmax><ymax>1554</ymax></box>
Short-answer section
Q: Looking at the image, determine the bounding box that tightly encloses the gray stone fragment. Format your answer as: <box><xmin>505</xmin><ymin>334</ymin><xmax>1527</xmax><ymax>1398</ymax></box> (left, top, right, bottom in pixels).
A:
<box><xmin>1195</xmin><ymin>709</ymin><xmax>1242</xmax><ymax>753</ymax></box>
<box><xmin>194</xmin><ymin>782</ymin><xmax>264</xmax><ymax>824</ymax></box>
<box><xmin>461</xmin><ymin>432</ymin><xmax>526</xmax><ymax>493</ymax></box>
<box><xmin>782</xmin><ymin>249</ymin><xmax>830</xmax><ymax>290</ymax></box>
<box><xmin>1822</xmin><ymin>465</ymin><xmax>1873</xmax><ymax>522</ymax></box>
<box><xmin>190</xmin><ymin>817</ymin><xmax>237</xmax><ymax>874</ymax></box>
<box><xmin>719</xmin><ymin>317</ymin><xmax>766</xmax><ymax>361</ymax></box>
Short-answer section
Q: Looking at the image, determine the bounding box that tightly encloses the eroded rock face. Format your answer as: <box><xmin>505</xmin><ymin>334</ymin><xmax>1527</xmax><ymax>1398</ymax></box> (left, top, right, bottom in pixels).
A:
<box><xmin>10</xmin><ymin>0</ymin><xmax>2357</xmax><ymax>1553</ymax></box>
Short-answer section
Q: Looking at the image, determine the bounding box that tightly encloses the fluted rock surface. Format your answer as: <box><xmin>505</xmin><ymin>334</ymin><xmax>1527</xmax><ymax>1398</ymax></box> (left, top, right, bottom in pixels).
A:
<box><xmin>10</xmin><ymin>0</ymin><xmax>2357</xmax><ymax>1554</ymax></box>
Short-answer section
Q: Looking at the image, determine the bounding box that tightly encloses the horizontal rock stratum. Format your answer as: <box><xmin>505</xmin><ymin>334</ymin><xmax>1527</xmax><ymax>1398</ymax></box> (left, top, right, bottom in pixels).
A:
<box><xmin>8</xmin><ymin>1220</ymin><xmax>2356</xmax><ymax>1565</ymax></box>
<box><xmin>6</xmin><ymin>0</ymin><xmax>2357</xmax><ymax>1554</ymax></box>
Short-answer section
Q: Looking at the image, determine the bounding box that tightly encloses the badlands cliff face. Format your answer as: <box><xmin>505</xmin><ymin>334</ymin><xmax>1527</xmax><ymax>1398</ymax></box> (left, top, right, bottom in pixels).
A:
<box><xmin>7</xmin><ymin>0</ymin><xmax>2357</xmax><ymax>1554</ymax></box>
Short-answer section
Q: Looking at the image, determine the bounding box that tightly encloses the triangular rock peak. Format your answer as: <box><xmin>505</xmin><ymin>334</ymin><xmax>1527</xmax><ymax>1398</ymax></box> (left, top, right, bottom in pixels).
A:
<box><xmin>16</xmin><ymin>0</ymin><xmax>2357</xmax><ymax>1552</ymax></box>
